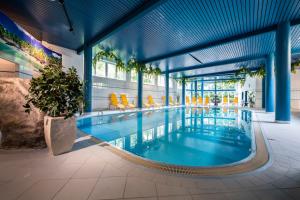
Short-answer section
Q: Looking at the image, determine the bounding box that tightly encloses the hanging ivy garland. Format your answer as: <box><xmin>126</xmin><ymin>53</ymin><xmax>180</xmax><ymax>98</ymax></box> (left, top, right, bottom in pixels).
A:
<box><xmin>92</xmin><ymin>47</ymin><xmax>127</xmax><ymax>72</ymax></box>
<box><xmin>93</xmin><ymin>47</ymin><xmax>161</xmax><ymax>76</ymax></box>
<box><xmin>127</xmin><ymin>57</ymin><xmax>161</xmax><ymax>76</ymax></box>
<box><xmin>224</xmin><ymin>64</ymin><xmax>265</xmax><ymax>87</ymax></box>
<box><xmin>224</xmin><ymin>78</ymin><xmax>246</xmax><ymax>87</ymax></box>
<box><xmin>234</xmin><ymin>64</ymin><xmax>266</xmax><ymax>78</ymax></box>
<box><xmin>175</xmin><ymin>77</ymin><xmax>189</xmax><ymax>85</ymax></box>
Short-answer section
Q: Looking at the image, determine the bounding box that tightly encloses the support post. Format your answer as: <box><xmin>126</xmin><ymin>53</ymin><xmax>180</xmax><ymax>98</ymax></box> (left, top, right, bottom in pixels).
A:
<box><xmin>201</xmin><ymin>79</ymin><xmax>204</xmax><ymax>99</ymax></box>
<box><xmin>194</xmin><ymin>81</ymin><xmax>198</xmax><ymax>99</ymax></box>
<box><xmin>262</xmin><ymin>78</ymin><xmax>265</xmax><ymax>109</ymax></box>
<box><xmin>182</xmin><ymin>79</ymin><xmax>186</xmax><ymax>105</ymax></box>
<box><xmin>275</xmin><ymin>22</ymin><xmax>291</xmax><ymax>123</ymax></box>
<box><xmin>84</xmin><ymin>47</ymin><xmax>92</xmax><ymax>112</ymax></box>
<box><xmin>265</xmin><ymin>53</ymin><xmax>275</xmax><ymax>112</ymax></box>
<box><xmin>137</xmin><ymin>71</ymin><xmax>143</xmax><ymax>109</ymax></box>
<box><xmin>165</xmin><ymin>73</ymin><xmax>169</xmax><ymax>106</ymax></box>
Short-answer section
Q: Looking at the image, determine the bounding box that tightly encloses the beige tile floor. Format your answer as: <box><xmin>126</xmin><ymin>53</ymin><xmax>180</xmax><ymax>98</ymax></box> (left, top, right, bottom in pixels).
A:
<box><xmin>1</xmin><ymin>111</ymin><xmax>300</xmax><ymax>200</ymax></box>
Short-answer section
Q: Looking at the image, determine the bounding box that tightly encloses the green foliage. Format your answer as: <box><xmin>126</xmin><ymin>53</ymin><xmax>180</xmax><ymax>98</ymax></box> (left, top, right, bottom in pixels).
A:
<box><xmin>175</xmin><ymin>77</ymin><xmax>189</xmax><ymax>85</ymax></box>
<box><xmin>224</xmin><ymin>78</ymin><xmax>245</xmax><ymax>87</ymax></box>
<box><xmin>24</xmin><ymin>64</ymin><xmax>84</xmax><ymax>119</ymax></box>
<box><xmin>235</xmin><ymin>64</ymin><xmax>266</xmax><ymax>78</ymax></box>
<box><xmin>224</xmin><ymin>64</ymin><xmax>265</xmax><ymax>87</ymax></box>
<box><xmin>92</xmin><ymin>47</ymin><xmax>161</xmax><ymax>76</ymax></box>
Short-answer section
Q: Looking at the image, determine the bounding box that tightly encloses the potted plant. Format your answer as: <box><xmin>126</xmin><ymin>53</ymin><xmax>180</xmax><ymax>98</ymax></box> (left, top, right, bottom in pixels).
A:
<box><xmin>24</xmin><ymin>64</ymin><xmax>84</xmax><ymax>155</ymax></box>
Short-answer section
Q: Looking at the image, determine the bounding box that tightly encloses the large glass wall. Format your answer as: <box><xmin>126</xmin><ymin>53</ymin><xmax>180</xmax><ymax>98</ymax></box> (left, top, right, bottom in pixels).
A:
<box><xmin>186</xmin><ymin>79</ymin><xmax>238</xmax><ymax>106</ymax></box>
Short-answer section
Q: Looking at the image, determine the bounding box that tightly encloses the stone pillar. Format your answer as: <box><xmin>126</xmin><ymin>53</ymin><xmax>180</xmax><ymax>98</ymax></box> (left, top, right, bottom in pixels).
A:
<box><xmin>275</xmin><ymin>22</ymin><xmax>291</xmax><ymax>123</ymax></box>
<box><xmin>84</xmin><ymin>47</ymin><xmax>92</xmax><ymax>112</ymax></box>
<box><xmin>265</xmin><ymin>53</ymin><xmax>275</xmax><ymax>112</ymax></box>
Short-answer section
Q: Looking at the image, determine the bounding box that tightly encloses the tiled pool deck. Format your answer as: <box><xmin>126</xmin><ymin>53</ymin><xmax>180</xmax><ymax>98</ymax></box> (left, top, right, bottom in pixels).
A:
<box><xmin>1</xmin><ymin>110</ymin><xmax>300</xmax><ymax>200</ymax></box>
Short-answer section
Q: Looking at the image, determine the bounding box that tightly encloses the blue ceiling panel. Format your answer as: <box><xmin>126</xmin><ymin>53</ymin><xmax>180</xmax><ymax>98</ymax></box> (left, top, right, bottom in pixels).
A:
<box><xmin>0</xmin><ymin>0</ymin><xmax>145</xmax><ymax>50</ymax></box>
<box><xmin>292</xmin><ymin>25</ymin><xmax>300</xmax><ymax>51</ymax></box>
<box><xmin>2</xmin><ymin>0</ymin><xmax>300</xmax><ymax>78</ymax></box>
<box><xmin>171</xmin><ymin>58</ymin><xmax>266</xmax><ymax>78</ymax></box>
<box><xmin>189</xmin><ymin>33</ymin><xmax>275</xmax><ymax>64</ymax></box>
<box><xmin>148</xmin><ymin>32</ymin><xmax>275</xmax><ymax>72</ymax></box>
<box><xmin>101</xmin><ymin>0</ymin><xmax>300</xmax><ymax>62</ymax></box>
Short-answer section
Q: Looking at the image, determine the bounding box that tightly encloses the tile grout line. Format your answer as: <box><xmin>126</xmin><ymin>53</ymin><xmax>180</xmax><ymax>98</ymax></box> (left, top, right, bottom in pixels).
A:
<box><xmin>86</xmin><ymin>162</ymin><xmax>108</xmax><ymax>200</ymax></box>
<box><xmin>50</xmin><ymin>153</ymin><xmax>91</xmax><ymax>200</ymax></box>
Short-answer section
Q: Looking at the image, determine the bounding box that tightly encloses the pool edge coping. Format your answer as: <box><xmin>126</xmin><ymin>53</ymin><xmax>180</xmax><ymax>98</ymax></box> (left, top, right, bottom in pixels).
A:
<box><xmin>77</xmin><ymin>109</ymin><xmax>270</xmax><ymax>176</ymax></box>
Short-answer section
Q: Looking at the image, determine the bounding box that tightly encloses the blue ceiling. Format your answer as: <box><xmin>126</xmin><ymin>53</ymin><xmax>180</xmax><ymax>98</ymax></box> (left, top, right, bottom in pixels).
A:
<box><xmin>0</xmin><ymin>0</ymin><xmax>145</xmax><ymax>49</ymax></box>
<box><xmin>1</xmin><ymin>0</ymin><xmax>300</xmax><ymax>78</ymax></box>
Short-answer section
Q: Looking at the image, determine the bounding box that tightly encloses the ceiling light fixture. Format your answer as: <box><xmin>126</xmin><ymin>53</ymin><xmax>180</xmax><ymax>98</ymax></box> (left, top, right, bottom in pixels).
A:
<box><xmin>59</xmin><ymin>0</ymin><xmax>74</xmax><ymax>32</ymax></box>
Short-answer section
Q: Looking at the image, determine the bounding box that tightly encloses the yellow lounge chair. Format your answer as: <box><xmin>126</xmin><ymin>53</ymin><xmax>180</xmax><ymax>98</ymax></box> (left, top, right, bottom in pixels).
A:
<box><xmin>162</xmin><ymin>96</ymin><xmax>174</xmax><ymax>106</ymax></box>
<box><xmin>147</xmin><ymin>96</ymin><xmax>161</xmax><ymax>107</ymax></box>
<box><xmin>185</xmin><ymin>96</ymin><xmax>191</xmax><ymax>106</ymax></box>
<box><xmin>170</xmin><ymin>96</ymin><xmax>179</xmax><ymax>106</ymax></box>
<box><xmin>223</xmin><ymin>96</ymin><xmax>228</xmax><ymax>106</ymax></box>
<box><xmin>192</xmin><ymin>96</ymin><xmax>197</xmax><ymax>106</ymax></box>
<box><xmin>120</xmin><ymin>94</ymin><xmax>135</xmax><ymax>108</ymax></box>
<box><xmin>204</xmin><ymin>96</ymin><xmax>210</xmax><ymax>106</ymax></box>
<box><xmin>233</xmin><ymin>97</ymin><xmax>238</xmax><ymax>106</ymax></box>
<box><xmin>110</xmin><ymin>93</ymin><xmax>125</xmax><ymax>110</ymax></box>
<box><xmin>198</xmin><ymin>97</ymin><xmax>203</xmax><ymax>105</ymax></box>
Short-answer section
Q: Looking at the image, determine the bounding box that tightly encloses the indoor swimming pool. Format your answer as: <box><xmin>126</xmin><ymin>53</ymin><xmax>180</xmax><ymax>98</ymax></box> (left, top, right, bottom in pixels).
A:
<box><xmin>77</xmin><ymin>107</ymin><xmax>254</xmax><ymax>167</ymax></box>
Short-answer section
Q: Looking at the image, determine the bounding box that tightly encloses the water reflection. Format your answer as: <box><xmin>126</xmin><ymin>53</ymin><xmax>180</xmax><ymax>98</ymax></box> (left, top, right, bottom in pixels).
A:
<box><xmin>77</xmin><ymin>108</ymin><xmax>253</xmax><ymax>166</ymax></box>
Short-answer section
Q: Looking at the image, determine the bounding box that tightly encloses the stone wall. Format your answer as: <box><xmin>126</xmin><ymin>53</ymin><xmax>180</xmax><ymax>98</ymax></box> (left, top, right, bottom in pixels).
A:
<box><xmin>0</xmin><ymin>78</ymin><xmax>45</xmax><ymax>148</ymax></box>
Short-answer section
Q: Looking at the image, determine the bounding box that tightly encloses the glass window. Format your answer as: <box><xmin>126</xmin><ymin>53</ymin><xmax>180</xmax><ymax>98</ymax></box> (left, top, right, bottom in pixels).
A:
<box><xmin>116</xmin><ymin>69</ymin><xmax>126</xmax><ymax>80</ymax></box>
<box><xmin>107</xmin><ymin>63</ymin><xmax>116</xmax><ymax>79</ymax></box>
<box><xmin>177</xmin><ymin>81</ymin><xmax>182</xmax><ymax>89</ymax></box>
<box><xmin>131</xmin><ymin>70</ymin><xmax>137</xmax><ymax>82</ymax></box>
<box><xmin>203</xmin><ymin>82</ymin><xmax>215</xmax><ymax>90</ymax></box>
<box><xmin>169</xmin><ymin>79</ymin><xmax>173</xmax><ymax>88</ymax></box>
<box><xmin>93</xmin><ymin>60</ymin><xmax>106</xmax><ymax>77</ymax></box>
<box><xmin>186</xmin><ymin>83</ymin><xmax>191</xmax><ymax>90</ymax></box>
<box><xmin>157</xmin><ymin>75</ymin><xmax>165</xmax><ymax>87</ymax></box>
<box><xmin>143</xmin><ymin>75</ymin><xmax>155</xmax><ymax>85</ymax></box>
<box><xmin>197</xmin><ymin>82</ymin><xmax>202</xmax><ymax>90</ymax></box>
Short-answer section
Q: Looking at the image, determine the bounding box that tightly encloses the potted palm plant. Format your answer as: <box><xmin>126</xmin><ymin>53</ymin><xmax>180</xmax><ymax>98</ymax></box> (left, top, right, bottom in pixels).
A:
<box><xmin>24</xmin><ymin>64</ymin><xmax>84</xmax><ymax>155</ymax></box>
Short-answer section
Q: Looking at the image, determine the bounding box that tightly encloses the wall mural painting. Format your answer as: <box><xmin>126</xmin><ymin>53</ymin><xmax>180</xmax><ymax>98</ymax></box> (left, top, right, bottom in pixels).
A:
<box><xmin>0</xmin><ymin>11</ymin><xmax>62</xmax><ymax>76</ymax></box>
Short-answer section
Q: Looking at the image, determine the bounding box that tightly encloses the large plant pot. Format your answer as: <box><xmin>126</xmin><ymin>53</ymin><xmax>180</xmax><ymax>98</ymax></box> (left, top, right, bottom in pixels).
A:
<box><xmin>44</xmin><ymin>116</ymin><xmax>76</xmax><ymax>155</ymax></box>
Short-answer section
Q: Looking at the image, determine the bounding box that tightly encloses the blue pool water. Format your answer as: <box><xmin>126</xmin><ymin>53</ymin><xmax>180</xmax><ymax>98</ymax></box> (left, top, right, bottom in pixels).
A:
<box><xmin>77</xmin><ymin>107</ymin><xmax>254</xmax><ymax>167</ymax></box>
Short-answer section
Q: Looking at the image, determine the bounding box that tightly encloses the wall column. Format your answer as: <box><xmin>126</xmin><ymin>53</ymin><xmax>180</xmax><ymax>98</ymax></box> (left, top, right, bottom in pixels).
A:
<box><xmin>194</xmin><ymin>81</ymin><xmax>198</xmax><ymax>99</ymax></box>
<box><xmin>262</xmin><ymin>78</ymin><xmax>265</xmax><ymax>109</ymax></box>
<box><xmin>137</xmin><ymin>71</ymin><xmax>143</xmax><ymax>109</ymax></box>
<box><xmin>182</xmin><ymin>79</ymin><xmax>186</xmax><ymax>105</ymax></box>
<box><xmin>265</xmin><ymin>53</ymin><xmax>275</xmax><ymax>112</ymax></box>
<box><xmin>165</xmin><ymin>73</ymin><xmax>169</xmax><ymax>106</ymax></box>
<box><xmin>275</xmin><ymin>21</ymin><xmax>291</xmax><ymax>123</ymax></box>
<box><xmin>84</xmin><ymin>47</ymin><xmax>93</xmax><ymax>112</ymax></box>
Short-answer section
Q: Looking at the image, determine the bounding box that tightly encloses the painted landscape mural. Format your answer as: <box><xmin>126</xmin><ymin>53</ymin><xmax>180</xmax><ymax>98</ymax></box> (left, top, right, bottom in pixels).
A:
<box><xmin>0</xmin><ymin>11</ymin><xmax>62</xmax><ymax>76</ymax></box>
